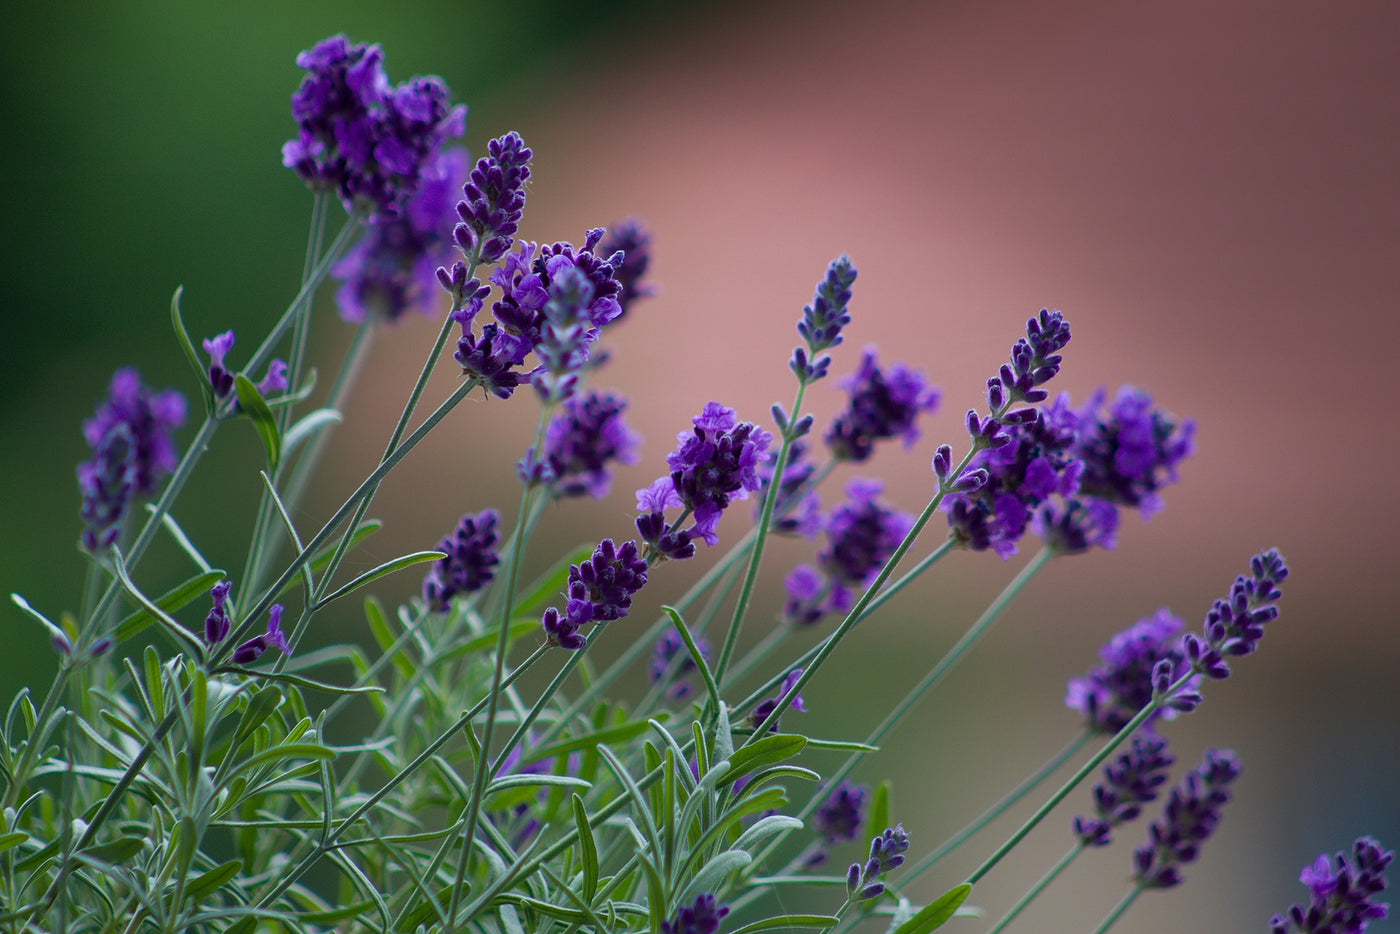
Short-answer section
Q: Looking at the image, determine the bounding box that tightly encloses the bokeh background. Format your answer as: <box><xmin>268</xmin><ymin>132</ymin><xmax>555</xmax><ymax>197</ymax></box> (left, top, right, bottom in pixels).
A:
<box><xmin>3</xmin><ymin>1</ymin><xmax>1398</xmax><ymax>930</ymax></box>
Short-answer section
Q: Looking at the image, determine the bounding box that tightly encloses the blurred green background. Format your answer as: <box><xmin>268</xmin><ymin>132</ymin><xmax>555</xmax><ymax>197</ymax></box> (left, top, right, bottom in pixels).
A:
<box><xmin>3</xmin><ymin>2</ymin><xmax>1399</xmax><ymax>931</ymax></box>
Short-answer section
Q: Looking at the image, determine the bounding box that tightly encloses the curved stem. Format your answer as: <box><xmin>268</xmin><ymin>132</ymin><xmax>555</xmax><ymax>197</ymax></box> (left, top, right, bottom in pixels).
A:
<box><xmin>985</xmin><ymin>843</ymin><xmax>1083</xmax><ymax>934</ymax></box>
<box><xmin>1090</xmin><ymin>885</ymin><xmax>1143</xmax><ymax>934</ymax></box>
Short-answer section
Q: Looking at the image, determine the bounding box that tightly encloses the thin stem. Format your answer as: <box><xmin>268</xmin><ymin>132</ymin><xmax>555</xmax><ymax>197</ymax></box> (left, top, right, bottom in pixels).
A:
<box><xmin>1090</xmin><ymin>885</ymin><xmax>1143</xmax><ymax>934</ymax></box>
<box><xmin>985</xmin><ymin>843</ymin><xmax>1083</xmax><ymax>934</ymax></box>
<box><xmin>713</xmin><ymin>382</ymin><xmax>808</xmax><ymax>685</ymax></box>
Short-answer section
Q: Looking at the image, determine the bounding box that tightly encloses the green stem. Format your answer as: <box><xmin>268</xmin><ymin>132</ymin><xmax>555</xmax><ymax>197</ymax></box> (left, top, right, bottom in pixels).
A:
<box><xmin>1089</xmin><ymin>885</ymin><xmax>1143</xmax><ymax>934</ymax></box>
<box><xmin>985</xmin><ymin>844</ymin><xmax>1083</xmax><ymax>934</ymax></box>
<box><xmin>713</xmin><ymin>382</ymin><xmax>808</xmax><ymax>685</ymax></box>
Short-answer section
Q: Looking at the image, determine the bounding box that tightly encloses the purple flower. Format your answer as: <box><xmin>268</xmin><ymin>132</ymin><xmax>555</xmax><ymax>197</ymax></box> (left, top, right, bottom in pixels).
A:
<box><xmin>204</xmin><ymin>580</ymin><xmax>234</xmax><ymax>645</ymax></box>
<box><xmin>815</xmin><ymin>781</ymin><xmax>869</xmax><ymax>846</ymax></box>
<box><xmin>658</xmin><ymin>402</ymin><xmax>773</xmax><ymax>548</ymax></box>
<box><xmin>782</xmin><ymin>564</ymin><xmax>829</xmax><ymax>627</ymax></box>
<box><xmin>422</xmin><ymin>510</ymin><xmax>501</xmax><ymax>612</ymax></box>
<box><xmin>846</xmin><ymin>824</ymin><xmax>910</xmax><ymax>901</ymax></box>
<box><xmin>792</xmin><ymin>255</ymin><xmax>857</xmax><ymax>383</ymax></box>
<box><xmin>598</xmin><ymin>218</ymin><xmax>656</xmax><ymax>321</ymax></box>
<box><xmin>1271</xmin><ymin>837</ymin><xmax>1392</xmax><ymax>933</ymax></box>
<box><xmin>202</xmin><ymin>331</ymin><xmax>289</xmax><ymax>401</ymax></box>
<box><xmin>1182</xmin><ymin>549</ymin><xmax>1289</xmax><ymax>681</ymax></box>
<box><xmin>983</xmin><ymin>307</ymin><xmax>1073</xmax><ymax>416</ymax></box>
<box><xmin>82</xmin><ymin>369</ymin><xmax>187</xmax><ymax>498</ymax></box>
<box><xmin>522</xmin><ymin>390</ymin><xmax>641</xmax><ymax>498</ymax></box>
<box><xmin>754</xmin><ymin>440</ymin><xmax>822</xmax><ymax>538</ymax></box>
<box><xmin>944</xmin><ymin>406</ymin><xmax>1082</xmax><ymax>559</ymax></box>
<box><xmin>635</xmin><ymin>477</ymin><xmax>695</xmax><ymax>561</ymax></box>
<box><xmin>1066</xmin><ymin>609</ymin><xmax>1200</xmax><ymax>735</ymax></box>
<box><xmin>749</xmin><ymin>669</ymin><xmax>807</xmax><ymax>733</ymax></box>
<box><xmin>1132</xmin><ymin>748</ymin><xmax>1241</xmax><ymax>889</ymax></box>
<box><xmin>785</xmin><ymin>479</ymin><xmax>913</xmax><ymax>625</ymax></box>
<box><xmin>661</xmin><ymin>894</ymin><xmax>729</xmax><ymax>934</ymax></box>
<box><xmin>452</xmin><ymin>131</ymin><xmax>533</xmax><ymax>265</ymax></box>
<box><xmin>1071</xmin><ymin>387</ymin><xmax>1196</xmax><ymax>518</ymax></box>
<box><xmin>78</xmin><ymin>423</ymin><xmax>137</xmax><ymax>554</ymax></box>
<box><xmin>825</xmin><ymin>348</ymin><xmax>940</xmax><ymax>463</ymax></box>
<box><xmin>532</xmin><ymin>264</ymin><xmax>599</xmax><ymax>402</ymax></box>
<box><xmin>232</xmin><ymin>605</ymin><xmax>291</xmax><ymax>665</ymax></box>
<box><xmin>1073</xmin><ymin>735</ymin><xmax>1175</xmax><ymax>847</ymax></box>
<box><xmin>542</xmin><ymin>539</ymin><xmax>649</xmax><ymax>650</ymax></box>
<box><xmin>282</xmin><ymin>35</ymin><xmax>465</xmax><ymax>218</ymax></box>
<box><xmin>649</xmin><ymin>629</ymin><xmax>710</xmax><ymax>699</ymax></box>
<box><xmin>332</xmin><ymin>148</ymin><xmax>467</xmax><ymax>323</ymax></box>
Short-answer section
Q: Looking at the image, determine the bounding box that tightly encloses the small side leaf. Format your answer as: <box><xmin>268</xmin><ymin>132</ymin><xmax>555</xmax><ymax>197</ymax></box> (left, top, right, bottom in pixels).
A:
<box><xmin>283</xmin><ymin>408</ymin><xmax>342</xmax><ymax>457</ymax></box>
<box><xmin>235</xmin><ymin>374</ymin><xmax>280</xmax><ymax>470</ymax></box>
<box><xmin>864</xmin><ymin>780</ymin><xmax>892</xmax><ymax>861</ymax></box>
<box><xmin>728</xmin><ymin>916</ymin><xmax>839</xmax><ymax>934</ymax></box>
<box><xmin>315</xmin><ymin>551</ymin><xmax>446</xmax><ymax>610</ymax></box>
<box><xmin>113</xmin><ymin>569</ymin><xmax>225</xmax><ymax>642</ymax></box>
<box><xmin>571</xmin><ymin>793</ymin><xmax>599</xmax><ymax>899</ymax></box>
<box><xmin>719</xmin><ymin>733</ymin><xmax>807</xmax><ymax>788</ymax></box>
<box><xmin>171</xmin><ymin>286</ymin><xmax>214</xmax><ymax>414</ymax></box>
<box><xmin>890</xmin><ymin>884</ymin><xmax>973</xmax><ymax>934</ymax></box>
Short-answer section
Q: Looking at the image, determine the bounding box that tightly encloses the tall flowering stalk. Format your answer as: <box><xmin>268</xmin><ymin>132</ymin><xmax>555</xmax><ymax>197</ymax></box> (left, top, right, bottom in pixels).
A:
<box><xmin>2</xmin><ymin>32</ymin><xmax>1375</xmax><ymax>934</ymax></box>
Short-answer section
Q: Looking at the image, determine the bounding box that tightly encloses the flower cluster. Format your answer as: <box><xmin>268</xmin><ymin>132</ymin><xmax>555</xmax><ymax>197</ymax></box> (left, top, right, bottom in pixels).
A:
<box><xmin>1132</xmin><ymin>748</ymin><xmax>1241</xmax><ymax>889</ymax></box>
<box><xmin>792</xmin><ymin>255</ymin><xmax>857</xmax><ymax>383</ymax></box>
<box><xmin>661</xmin><ymin>894</ymin><xmax>729</xmax><ymax>934</ymax></box>
<box><xmin>452</xmin><ymin>130</ymin><xmax>533</xmax><ymax>267</ymax></box>
<box><xmin>783</xmin><ymin>479</ymin><xmax>913</xmax><ymax>625</ymax></box>
<box><xmin>749</xmin><ymin>669</ymin><xmax>807</xmax><ymax>733</ymax></box>
<box><xmin>1073</xmin><ymin>735</ymin><xmax>1174</xmax><ymax>847</ymax></box>
<box><xmin>1181</xmin><ymin>548</ymin><xmax>1289</xmax><ymax>681</ymax></box>
<box><xmin>846</xmin><ymin>825</ymin><xmax>909</xmax><ymax>901</ymax></box>
<box><xmin>541</xmin><ymin>539</ymin><xmax>648</xmax><ymax>649</ymax></box>
<box><xmin>332</xmin><ymin>149</ymin><xmax>468</xmax><ymax>323</ymax></box>
<box><xmin>825</xmin><ymin>348</ymin><xmax>940</xmax><ymax>463</ymax></box>
<box><xmin>202</xmin><ymin>331</ymin><xmax>289</xmax><ymax>400</ymax></box>
<box><xmin>1065</xmin><ymin>608</ymin><xmax>1197</xmax><ymax>734</ymax></box>
<box><xmin>423</xmin><ymin>510</ymin><xmax>501</xmax><ymax>612</ymax></box>
<box><xmin>520</xmin><ymin>390</ymin><xmax>640</xmax><ymax>498</ymax></box>
<box><xmin>282</xmin><ymin>35</ymin><xmax>465</xmax><ymax>217</ymax></box>
<box><xmin>598</xmin><ymin>218</ymin><xmax>656</xmax><ymax>321</ymax></box>
<box><xmin>78</xmin><ymin>369</ymin><xmax>187</xmax><ymax>552</ymax></box>
<box><xmin>200</xmin><ymin>581</ymin><xmax>289</xmax><ymax>665</ymax></box>
<box><xmin>637</xmin><ymin>402</ymin><xmax>773</xmax><ymax>558</ymax></box>
<box><xmin>814</xmin><ymin>781</ymin><xmax>869</xmax><ymax>846</ymax></box>
<box><xmin>1271</xmin><ymin>836</ymin><xmax>1392</xmax><ymax>933</ymax></box>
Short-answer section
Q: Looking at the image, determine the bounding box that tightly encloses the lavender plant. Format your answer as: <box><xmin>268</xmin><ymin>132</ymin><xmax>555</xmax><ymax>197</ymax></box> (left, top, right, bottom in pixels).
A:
<box><xmin>1</xmin><ymin>32</ymin><xmax>1387</xmax><ymax>934</ymax></box>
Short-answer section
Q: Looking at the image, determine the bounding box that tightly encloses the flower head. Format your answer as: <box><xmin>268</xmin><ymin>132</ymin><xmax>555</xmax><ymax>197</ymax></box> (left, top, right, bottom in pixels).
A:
<box><xmin>1271</xmin><ymin>836</ymin><xmax>1392</xmax><ymax>933</ymax></box>
<box><xmin>791</xmin><ymin>255</ymin><xmax>857</xmax><ymax>383</ymax></box>
<box><xmin>232</xmin><ymin>605</ymin><xmax>291</xmax><ymax>665</ymax></box>
<box><xmin>82</xmin><ymin>369</ymin><xmax>187</xmax><ymax>498</ymax></box>
<box><xmin>846</xmin><ymin>824</ymin><xmax>910</xmax><ymax>901</ymax></box>
<box><xmin>542</xmin><ymin>539</ymin><xmax>648</xmax><ymax>650</ymax></box>
<box><xmin>825</xmin><ymin>348</ymin><xmax>940</xmax><ymax>462</ymax></box>
<box><xmin>333</xmin><ymin>148</ymin><xmax>467</xmax><ymax>323</ymax></box>
<box><xmin>423</xmin><ymin>510</ymin><xmax>501</xmax><ymax>612</ymax></box>
<box><xmin>78</xmin><ymin>423</ymin><xmax>137</xmax><ymax>554</ymax></box>
<box><xmin>1066</xmin><ymin>609</ymin><xmax>1199</xmax><ymax>734</ymax></box>
<box><xmin>814</xmin><ymin>781</ymin><xmax>869</xmax><ymax>846</ymax></box>
<box><xmin>1182</xmin><ymin>549</ymin><xmax>1289</xmax><ymax>681</ymax></box>
<box><xmin>1072</xmin><ymin>387</ymin><xmax>1195</xmax><ymax>519</ymax></box>
<box><xmin>1073</xmin><ymin>734</ymin><xmax>1175</xmax><ymax>847</ymax></box>
<box><xmin>201</xmin><ymin>331</ymin><xmax>288</xmax><ymax>401</ymax></box>
<box><xmin>598</xmin><ymin>218</ymin><xmax>656</xmax><ymax>321</ymax></box>
<box><xmin>661</xmin><ymin>402</ymin><xmax>773</xmax><ymax>548</ymax></box>
<box><xmin>282</xmin><ymin>35</ymin><xmax>465</xmax><ymax>217</ymax></box>
<box><xmin>661</xmin><ymin>894</ymin><xmax>729</xmax><ymax>934</ymax></box>
<box><xmin>452</xmin><ymin>130</ymin><xmax>532</xmax><ymax>265</ymax></box>
<box><xmin>522</xmin><ymin>390</ymin><xmax>641</xmax><ymax>498</ymax></box>
<box><xmin>1132</xmin><ymin>748</ymin><xmax>1241</xmax><ymax>889</ymax></box>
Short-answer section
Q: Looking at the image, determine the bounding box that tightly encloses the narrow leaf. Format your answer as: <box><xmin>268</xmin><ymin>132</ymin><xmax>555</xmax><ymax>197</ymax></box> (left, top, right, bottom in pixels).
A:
<box><xmin>315</xmin><ymin>551</ymin><xmax>446</xmax><ymax>610</ymax></box>
<box><xmin>235</xmin><ymin>374</ymin><xmax>280</xmax><ymax>470</ymax></box>
<box><xmin>184</xmin><ymin>858</ymin><xmax>243</xmax><ymax>902</ymax></box>
<box><xmin>678</xmin><ymin>849</ymin><xmax>750</xmax><ymax>904</ymax></box>
<box><xmin>719</xmin><ymin>733</ymin><xmax>807</xmax><ymax>788</ymax></box>
<box><xmin>113</xmin><ymin>569</ymin><xmax>225</xmax><ymax>641</ymax></box>
<box><xmin>283</xmin><ymin>408</ymin><xmax>342</xmax><ymax>457</ymax></box>
<box><xmin>571</xmin><ymin>793</ymin><xmax>598</xmax><ymax>899</ymax></box>
<box><xmin>728</xmin><ymin>915</ymin><xmax>840</xmax><ymax>934</ymax></box>
<box><xmin>221</xmin><ymin>667</ymin><xmax>384</xmax><ymax>697</ymax></box>
<box><xmin>171</xmin><ymin>286</ymin><xmax>215</xmax><ymax>413</ymax></box>
<box><xmin>891</xmin><ymin>884</ymin><xmax>973</xmax><ymax>934</ymax></box>
<box><xmin>864</xmin><ymin>779</ymin><xmax>892</xmax><ymax>861</ymax></box>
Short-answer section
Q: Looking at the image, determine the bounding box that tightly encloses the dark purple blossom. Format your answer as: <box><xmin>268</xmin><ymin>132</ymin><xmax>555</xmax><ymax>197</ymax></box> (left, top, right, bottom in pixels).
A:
<box><xmin>532</xmin><ymin>265</ymin><xmax>598</xmax><ymax>402</ymax></box>
<box><xmin>784</xmin><ymin>479</ymin><xmax>913</xmax><ymax>625</ymax></box>
<box><xmin>635</xmin><ymin>478</ymin><xmax>695</xmax><ymax>561</ymax></box>
<box><xmin>782</xmin><ymin>564</ymin><xmax>829</xmax><ymax>627</ymax></box>
<box><xmin>1034</xmin><ymin>496</ymin><xmax>1120</xmax><ymax>554</ymax></box>
<box><xmin>1132</xmin><ymin>748</ymin><xmax>1241</xmax><ymax>889</ymax></box>
<box><xmin>792</xmin><ymin>255</ymin><xmax>857</xmax><ymax>383</ymax></box>
<box><xmin>749</xmin><ymin>669</ymin><xmax>807</xmax><ymax>733</ymax></box>
<box><xmin>944</xmin><ymin>404</ymin><xmax>1082</xmax><ymax>559</ymax></box>
<box><xmin>78</xmin><ymin>423</ymin><xmax>137</xmax><ymax>554</ymax></box>
<box><xmin>815</xmin><ymin>781</ymin><xmax>869</xmax><ymax>846</ymax></box>
<box><xmin>1271</xmin><ymin>836</ymin><xmax>1392</xmax><ymax>933</ymax></box>
<box><xmin>232</xmin><ymin>605</ymin><xmax>291</xmax><ymax>665</ymax></box>
<box><xmin>1066</xmin><ymin>609</ymin><xmax>1200</xmax><ymax>735</ymax></box>
<box><xmin>332</xmin><ymin>148</ymin><xmax>467</xmax><ymax>323</ymax></box>
<box><xmin>423</xmin><ymin>510</ymin><xmax>501</xmax><ymax>612</ymax></box>
<box><xmin>656</xmin><ymin>402</ymin><xmax>773</xmax><ymax>548</ymax></box>
<box><xmin>825</xmin><ymin>348</ymin><xmax>940</xmax><ymax>463</ymax></box>
<box><xmin>754</xmin><ymin>440</ymin><xmax>822</xmax><ymax>538</ymax></box>
<box><xmin>1074</xmin><ymin>387</ymin><xmax>1195</xmax><ymax>519</ymax></box>
<box><xmin>846</xmin><ymin>824</ymin><xmax>910</xmax><ymax>901</ymax></box>
<box><xmin>82</xmin><ymin>369</ymin><xmax>187</xmax><ymax>498</ymax></box>
<box><xmin>521</xmin><ymin>390</ymin><xmax>640</xmax><ymax>498</ymax></box>
<box><xmin>202</xmin><ymin>331</ymin><xmax>289</xmax><ymax>401</ymax></box>
<box><xmin>661</xmin><ymin>894</ymin><xmax>729</xmax><ymax>934</ymax></box>
<box><xmin>1182</xmin><ymin>549</ymin><xmax>1289</xmax><ymax>682</ymax></box>
<box><xmin>598</xmin><ymin>218</ymin><xmax>655</xmax><ymax>321</ymax></box>
<box><xmin>649</xmin><ymin>629</ymin><xmax>710</xmax><ymax>699</ymax></box>
<box><xmin>452</xmin><ymin>131</ymin><xmax>532</xmax><ymax>265</ymax></box>
<box><xmin>1073</xmin><ymin>735</ymin><xmax>1175</xmax><ymax>847</ymax></box>
<box><xmin>542</xmin><ymin>539</ymin><xmax>648</xmax><ymax>650</ymax></box>
<box><xmin>282</xmin><ymin>35</ymin><xmax>465</xmax><ymax>217</ymax></box>
<box><xmin>204</xmin><ymin>580</ymin><xmax>234</xmax><ymax>645</ymax></box>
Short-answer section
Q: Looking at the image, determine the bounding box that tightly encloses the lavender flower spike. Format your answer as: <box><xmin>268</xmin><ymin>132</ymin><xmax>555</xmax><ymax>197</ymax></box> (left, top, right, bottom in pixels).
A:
<box><xmin>522</xmin><ymin>390</ymin><xmax>640</xmax><ymax>499</ymax></box>
<box><xmin>1066</xmin><ymin>608</ymin><xmax>1200</xmax><ymax>734</ymax></box>
<box><xmin>661</xmin><ymin>894</ymin><xmax>729</xmax><ymax>934</ymax></box>
<box><xmin>658</xmin><ymin>402</ymin><xmax>773</xmax><ymax>548</ymax></box>
<box><xmin>599</xmin><ymin>218</ymin><xmax>656</xmax><ymax>321</ymax></box>
<box><xmin>453</xmin><ymin>131</ymin><xmax>532</xmax><ymax>265</ymax></box>
<box><xmin>815</xmin><ymin>781</ymin><xmax>869</xmax><ymax>846</ymax></box>
<box><xmin>1073</xmin><ymin>734</ymin><xmax>1175</xmax><ymax>847</ymax></box>
<box><xmin>1132</xmin><ymin>747</ymin><xmax>1241</xmax><ymax>889</ymax></box>
<box><xmin>232</xmin><ymin>605</ymin><xmax>291</xmax><ymax>665</ymax></box>
<box><xmin>82</xmin><ymin>368</ymin><xmax>187</xmax><ymax>498</ymax></box>
<box><xmin>792</xmin><ymin>255</ymin><xmax>857</xmax><ymax>383</ymax></box>
<box><xmin>78</xmin><ymin>423</ymin><xmax>137</xmax><ymax>554</ymax></box>
<box><xmin>423</xmin><ymin>510</ymin><xmax>501</xmax><ymax>612</ymax></box>
<box><xmin>1182</xmin><ymin>548</ymin><xmax>1289</xmax><ymax>682</ymax></box>
<box><xmin>1073</xmin><ymin>386</ymin><xmax>1196</xmax><ymax>519</ymax></box>
<box><xmin>542</xmin><ymin>539</ymin><xmax>649</xmax><ymax>650</ymax></box>
<box><xmin>1271</xmin><ymin>836</ymin><xmax>1392</xmax><ymax>933</ymax></box>
<box><xmin>846</xmin><ymin>824</ymin><xmax>910</xmax><ymax>901</ymax></box>
<box><xmin>825</xmin><ymin>348</ymin><xmax>940</xmax><ymax>463</ymax></box>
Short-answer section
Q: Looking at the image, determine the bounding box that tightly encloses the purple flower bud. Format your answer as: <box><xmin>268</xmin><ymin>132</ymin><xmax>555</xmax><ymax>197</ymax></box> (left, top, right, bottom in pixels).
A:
<box><xmin>232</xmin><ymin>605</ymin><xmax>290</xmax><ymax>665</ymax></box>
<box><xmin>661</xmin><ymin>894</ymin><xmax>729</xmax><ymax>934</ymax></box>
<box><xmin>205</xmin><ymin>579</ymin><xmax>234</xmax><ymax>645</ymax></box>
<box><xmin>826</xmin><ymin>348</ymin><xmax>939</xmax><ymax>462</ymax></box>
<box><xmin>815</xmin><ymin>782</ymin><xmax>869</xmax><ymax>845</ymax></box>
<box><xmin>651</xmin><ymin>402</ymin><xmax>772</xmax><ymax>550</ymax></box>
<box><xmin>749</xmin><ymin>669</ymin><xmax>807</xmax><ymax>732</ymax></box>
<box><xmin>542</xmin><ymin>540</ymin><xmax>648</xmax><ymax>649</ymax></box>
<box><xmin>423</xmin><ymin>510</ymin><xmax>501</xmax><ymax>611</ymax></box>
<box><xmin>1187</xmin><ymin>549</ymin><xmax>1289</xmax><ymax>680</ymax></box>
<box><xmin>792</xmin><ymin>255</ymin><xmax>857</xmax><ymax>383</ymax></box>
<box><xmin>454</xmin><ymin>131</ymin><xmax>532</xmax><ymax>264</ymax></box>
<box><xmin>203</xmin><ymin>330</ymin><xmax>237</xmax><ymax>398</ymax></box>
